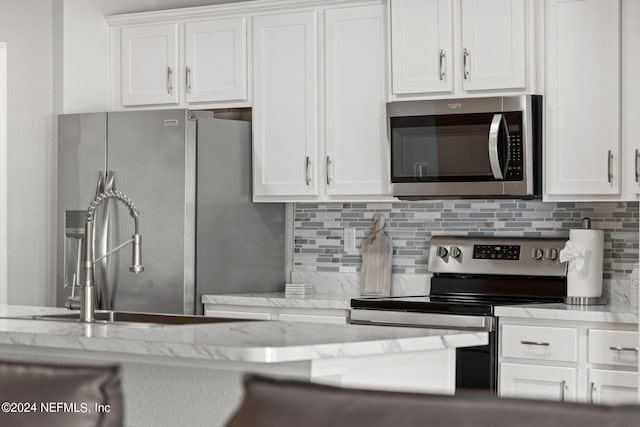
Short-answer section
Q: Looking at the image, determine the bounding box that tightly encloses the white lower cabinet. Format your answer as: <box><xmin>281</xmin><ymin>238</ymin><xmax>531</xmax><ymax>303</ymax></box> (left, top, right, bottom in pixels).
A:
<box><xmin>499</xmin><ymin>318</ymin><xmax>638</xmax><ymax>404</ymax></box>
<box><xmin>588</xmin><ymin>369</ymin><xmax>639</xmax><ymax>405</ymax></box>
<box><xmin>500</xmin><ymin>363</ymin><xmax>576</xmax><ymax>401</ymax></box>
<box><xmin>204</xmin><ymin>304</ymin><xmax>349</xmax><ymax>324</ymax></box>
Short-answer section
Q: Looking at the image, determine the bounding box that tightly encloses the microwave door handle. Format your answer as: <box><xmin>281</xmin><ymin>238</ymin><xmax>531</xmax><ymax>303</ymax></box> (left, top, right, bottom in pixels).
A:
<box><xmin>501</xmin><ymin>116</ymin><xmax>511</xmax><ymax>176</ymax></box>
<box><xmin>488</xmin><ymin>114</ymin><xmax>504</xmax><ymax>180</ymax></box>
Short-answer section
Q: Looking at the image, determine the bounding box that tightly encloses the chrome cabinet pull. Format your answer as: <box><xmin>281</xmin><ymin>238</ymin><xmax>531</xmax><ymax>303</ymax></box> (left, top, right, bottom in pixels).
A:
<box><xmin>635</xmin><ymin>149</ymin><xmax>639</xmax><ymax>182</ymax></box>
<box><xmin>463</xmin><ymin>48</ymin><xmax>470</xmax><ymax>80</ymax></box>
<box><xmin>560</xmin><ymin>380</ymin><xmax>567</xmax><ymax>402</ymax></box>
<box><xmin>439</xmin><ymin>49</ymin><xmax>446</xmax><ymax>81</ymax></box>
<box><xmin>521</xmin><ymin>340</ymin><xmax>550</xmax><ymax>347</ymax></box>
<box><xmin>305</xmin><ymin>157</ymin><xmax>312</xmax><ymax>186</ymax></box>
<box><xmin>609</xmin><ymin>346</ymin><xmax>639</xmax><ymax>353</ymax></box>
<box><xmin>607</xmin><ymin>150</ymin><xmax>613</xmax><ymax>183</ymax></box>
<box><xmin>590</xmin><ymin>382</ymin><xmax>596</xmax><ymax>404</ymax></box>
<box><xmin>167</xmin><ymin>67</ymin><xmax>173</xmax><ymax>95</ymax></box>
<box><xmin>326</xmin><ymin>156</ymin><xmax>332</xmax><ymax>186</ymax></box>
<box><xmin>186</xmin><ymin>66</ymin><xmax>192</xmax><ymax>95</ymax></box>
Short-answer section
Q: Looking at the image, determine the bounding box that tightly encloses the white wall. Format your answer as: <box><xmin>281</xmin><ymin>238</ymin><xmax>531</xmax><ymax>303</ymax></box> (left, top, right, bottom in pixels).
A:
<box><xmin>54</xmin><ymin>0</ymin><xmax>157</xmax><ymax>114</ymax></box>
<box><xmin>0</xmin><ymin>0</ymin><xmax>254</xmax><ymax>307</ymax></box>
<box><xmin>0</xmin><ymin>43</ymin><xmax>7</xmax><ymax>304</ymax></box>
<box><xmin>56</xmin><ymin>0</ymin><xmax>251</xmax><ymax>114</ymax></box>
<box><xmin>0</xmin><ymin>1</ymin><xmax>55</xmax><ymax>306</ymax></box>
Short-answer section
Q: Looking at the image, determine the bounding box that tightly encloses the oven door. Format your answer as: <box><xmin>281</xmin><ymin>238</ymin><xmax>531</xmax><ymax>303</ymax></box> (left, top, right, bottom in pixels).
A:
<box><xmin>350</xmin><ymin>309</ymin><xmax>497</xmax><ymax>392</ymax></box>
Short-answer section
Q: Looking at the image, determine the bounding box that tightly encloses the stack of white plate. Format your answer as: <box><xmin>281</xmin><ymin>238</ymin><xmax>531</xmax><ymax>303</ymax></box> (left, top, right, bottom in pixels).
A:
<box><xmin>284</xmin><ymin>283</ymin><xmax>313</xmax><ymax>296</ymax></box>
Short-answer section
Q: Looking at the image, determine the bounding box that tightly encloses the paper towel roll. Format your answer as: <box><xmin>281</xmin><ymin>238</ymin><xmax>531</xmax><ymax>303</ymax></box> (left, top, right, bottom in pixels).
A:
<box><xmin>562</xmin><ymin>229</ymin><xmax>604</xmax><ymax>298</ymax></box>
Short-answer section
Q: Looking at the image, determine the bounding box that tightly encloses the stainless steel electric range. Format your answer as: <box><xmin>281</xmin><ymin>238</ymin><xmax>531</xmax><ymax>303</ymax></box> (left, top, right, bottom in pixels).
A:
<box><xmin>351</xmin><ymin>236</ymin><xmax>568</xmax><ymax>393</ymax></box>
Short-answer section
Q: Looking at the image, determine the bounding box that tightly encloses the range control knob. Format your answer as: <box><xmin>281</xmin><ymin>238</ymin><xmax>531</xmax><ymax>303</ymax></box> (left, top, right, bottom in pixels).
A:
<box><xmin>531</xmin><ymin>248</ymin><xmax>544</xmax><ymax>260</ymax></box>
<box><xmin>436</xmin><ymin>246</ymin><xmax>449</xmax><ymax>258</ymax></box>
<box><xmin>545</xmin><ymin>248</ymin><xmax>559</xmax><ymax>261</ymax></box>
<box><xmin>449</xmin><ymin>246</ymin><xmax>462</xmax><ymax>259</ymax></box>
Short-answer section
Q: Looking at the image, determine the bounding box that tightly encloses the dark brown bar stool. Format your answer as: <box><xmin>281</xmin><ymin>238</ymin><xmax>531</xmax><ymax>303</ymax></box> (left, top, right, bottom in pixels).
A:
<box><xmin>0</xmin><ymin>360</ymin><xmax>123</xmax><ymax>427</ymax></box>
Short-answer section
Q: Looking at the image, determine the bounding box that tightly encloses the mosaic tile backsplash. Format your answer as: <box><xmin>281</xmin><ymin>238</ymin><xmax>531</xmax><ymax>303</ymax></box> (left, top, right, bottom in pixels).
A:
<box><xmin>294</xmin><ymin>201</ymin><xmax>639</xmax><ymax>280</ymax></box>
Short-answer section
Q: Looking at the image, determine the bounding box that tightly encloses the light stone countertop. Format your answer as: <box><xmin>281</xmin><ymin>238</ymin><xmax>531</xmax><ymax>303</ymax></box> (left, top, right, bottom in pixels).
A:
<box><xmin>0</xmin><ymin>305</ymin><xmax>487</xmax><ymax>364</ymax></box>
<box><xmin>201</xmin><ymin>292</ymin><xmax>355</xmax><ymax>310</ymax></box>
<box><xmin>495</xmin><ymin>303</ymin><xmax>639</xmax><ymax>324</ymax></box>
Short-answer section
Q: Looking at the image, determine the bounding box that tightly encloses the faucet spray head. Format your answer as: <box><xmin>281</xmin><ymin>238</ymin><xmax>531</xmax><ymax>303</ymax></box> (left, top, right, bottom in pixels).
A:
<box><xmin>130</xmin><ymin>233</ymin><xmax>144</xmax><ymax>273</ymax></box>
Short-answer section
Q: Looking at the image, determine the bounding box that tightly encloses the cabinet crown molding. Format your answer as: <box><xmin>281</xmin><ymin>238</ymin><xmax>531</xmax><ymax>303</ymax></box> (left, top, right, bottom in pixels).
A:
<box><xmin>106</xmin><ymin>0</ymin><xmax>379</xmax><ymax>26</ymax></box>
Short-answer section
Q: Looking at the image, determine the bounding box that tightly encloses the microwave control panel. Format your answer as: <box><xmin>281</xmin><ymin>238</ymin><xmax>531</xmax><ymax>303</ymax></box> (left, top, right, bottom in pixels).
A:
<box><xmin>506</xmin><ymin>134</ymin><xmax>523</xmax><ymax>180</ymax></box>
<box><xmin>505</xmin><ymin>112</ymin><xmax>524</xmax><ymax>181</ymax></box>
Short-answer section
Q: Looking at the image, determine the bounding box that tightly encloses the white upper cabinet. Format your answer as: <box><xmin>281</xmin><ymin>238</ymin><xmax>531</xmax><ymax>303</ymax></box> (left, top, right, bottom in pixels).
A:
<box><xmin>460</xmin><ymin>0</ymin><xmax>526</xmax><ymax>91</ymax></box>
<box><xmin>390</xmin><ymin>0</ymin><xmax>530</xmax><ymax>98</ymax></box>
<box><xmin>545</xmin><ymin>0</ymin><xmax>621</xmax><ymax>198</ymax></box>
<box><xmin>184</xmin><ymin>17</ymin><xmax>247</xmax><ymax>103</ymax></box>
<box><xmin>324</xmin><ymin>4</ymin><xmax>387</xmax><ymax>196</ymax></box>
<box><xmin>252</xmin><ymin>11</ymin><xmax>319</xmax><ymax>197</ymax></box>
<box><xmin>121</xmin><ymin>23</ymin><xmax>179</xmax><ymax>106</ymax></box>
<box><xmin>391</xmin><ymin>0</ymin><xmax>453</xmax><ymax>94</ymax></box>
<box><xmin>111</xmin><ymin>16</ymin><xmax>248</xmax><ymax>109</ymax></box>
<box><xmin>622</xmin><ymin>0</ymin><xmax>640</xmax><ymax>200</ymax></box>
<box><xmin>252</xmin><ymin>2</ymin><xmax>389</xmax><ymax>202</ymax></box>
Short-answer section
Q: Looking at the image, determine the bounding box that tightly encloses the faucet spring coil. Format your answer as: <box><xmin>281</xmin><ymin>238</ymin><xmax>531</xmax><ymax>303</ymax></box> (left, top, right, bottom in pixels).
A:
<box><xmin>86</xmin><ymin>190</ymin><xmax>139</xmax><ymax>223</ymax></box>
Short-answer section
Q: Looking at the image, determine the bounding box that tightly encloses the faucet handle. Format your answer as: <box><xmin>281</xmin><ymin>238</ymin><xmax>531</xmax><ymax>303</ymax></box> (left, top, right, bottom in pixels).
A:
<box><xmin>65</xmin><ymin>296</ymin><xmax>81</xmax><ymax>310</ymax></box>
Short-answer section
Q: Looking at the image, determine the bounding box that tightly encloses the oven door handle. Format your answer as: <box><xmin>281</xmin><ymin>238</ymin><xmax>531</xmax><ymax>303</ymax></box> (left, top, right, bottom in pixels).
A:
<box><xmin>350</xmin><ymin>309</ymin><xmax>495</xmax><ymax>332</ymax></box>
<box><xmin>488</xmin><ymin>113</ymin><xmax>510</xmax><ymax>180</ymax></box>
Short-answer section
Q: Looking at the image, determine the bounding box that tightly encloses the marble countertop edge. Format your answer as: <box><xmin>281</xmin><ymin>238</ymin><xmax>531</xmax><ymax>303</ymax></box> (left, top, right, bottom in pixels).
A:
<box><xmin>0</xmin><ymin>306</ymin><xmax>487</xmax><ymax>364</ymax></box>
<box><xmin>494</xmin><ymin>303</ymin><xmax>639</xmax><ymax>324</ymax></box>
<box><xmin>201</xmin><ymin>292</ymin><xmax>357</xmax><ymax>310</ymax></box>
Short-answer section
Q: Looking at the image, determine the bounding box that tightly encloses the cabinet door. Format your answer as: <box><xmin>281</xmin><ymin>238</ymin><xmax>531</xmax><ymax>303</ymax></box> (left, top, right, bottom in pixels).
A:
<box><xmin>121</xmin><ymin>23</ymin><xmax>179</xmax><ymax>106</ymax></box>
<box><xmin>500</xmin><ymin>363</ymin><xmax>576</xmax><ymax>401</ymax></box>
<box><xmin>460</xmin><ymin>0</ymin><xmax>526</xmax><ymax>91</ymax></box>
<box><xmin>545</xmin><ymin>0</ymin><xmax>621</xmax><ymax>196</ymax></box>
<box><xmin>390</xmin><ymin>0</ymin><xmax>453</xmax><ymax>94</ymax></box>
<box><xmin>184</xmin><ymin>17</ymin><xmax>247</xmax><ymax>103</ymax></box>
<box><xmin>623</xmin><ymin>0</ymin><xmax>640</xmax><ymax>199</ymax></box>
<box><xmin>252</xmin><ymin>11</ymin><xmax>319</xmax><ymax>197</ymax></box>
<box><xmin>324</xmin><ymin>5</ymin><xmax>387</xmax><ymax>196</ymax></box>
<box><xmin>588</xmin><ymin>369</ymin><xmax>638</xmax><ymax>405</ymax></box>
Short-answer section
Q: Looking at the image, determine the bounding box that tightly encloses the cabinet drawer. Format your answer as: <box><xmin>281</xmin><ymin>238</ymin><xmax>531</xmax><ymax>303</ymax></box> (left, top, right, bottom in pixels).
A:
<box><xmin>588</xmin><ymin>329</ymin><xmax>639</xmax><ymax>367</ymax></box>
<box><xmin>204</xmin><ymin>309</ymin><xmax>272</xmax><ymax>320</ymax></box>
<box><xmin>501</xmin><ymin>325</ymin><xmax>578</xmax><ymax>362</ymax></box>
<box><xmin>278</xmin><ymin>313</ymin><xmax>346</xmax><ymax>324</ymax></box>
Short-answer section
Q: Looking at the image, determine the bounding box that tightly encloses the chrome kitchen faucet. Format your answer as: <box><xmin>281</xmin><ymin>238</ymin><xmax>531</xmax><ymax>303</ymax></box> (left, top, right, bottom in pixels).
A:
<box><xmin>79</xmin><ymin>189</ymin><xmax>143</xmax><ymax>323</ymax></box>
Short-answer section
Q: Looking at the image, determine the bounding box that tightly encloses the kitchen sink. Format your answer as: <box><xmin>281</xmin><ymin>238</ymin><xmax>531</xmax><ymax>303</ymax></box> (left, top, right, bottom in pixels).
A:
<box><xmin>30</xmin><ymin>311</ymin><xmax>257</xmax><ymax>326</ymax></box>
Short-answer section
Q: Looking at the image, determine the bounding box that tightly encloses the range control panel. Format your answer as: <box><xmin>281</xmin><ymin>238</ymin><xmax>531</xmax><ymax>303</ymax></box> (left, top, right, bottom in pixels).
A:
<box><xmin>473</xmin><ymin>244</ymin><xmax>521</xmax><ymax>260</ymax></box>
<box><xmin>428</xmin><ymin>236</ymin><xmax>568</xmax><ymax>277</ymax></box>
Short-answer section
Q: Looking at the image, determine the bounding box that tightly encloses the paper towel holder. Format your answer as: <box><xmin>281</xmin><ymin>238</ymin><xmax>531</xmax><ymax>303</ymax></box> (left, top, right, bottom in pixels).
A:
<box><xmin>563</xmin><ymin>217</ymin><xmax>608</xmax><ymax>306</ymax></box>
<box><xmin>564</xmin><ymin>295</ymin><xmax>608</xmax><ymax>305</ymax></box>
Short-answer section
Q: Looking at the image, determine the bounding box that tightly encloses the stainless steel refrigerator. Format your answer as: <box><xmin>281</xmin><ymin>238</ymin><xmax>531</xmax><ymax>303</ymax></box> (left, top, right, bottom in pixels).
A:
<box><xmin>57</xmin><ymin>109</ymin><xmax>285</xmax><ymax>314</ymax></box>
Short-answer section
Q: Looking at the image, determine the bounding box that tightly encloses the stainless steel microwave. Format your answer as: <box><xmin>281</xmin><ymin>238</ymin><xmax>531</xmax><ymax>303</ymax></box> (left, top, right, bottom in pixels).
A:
<box><xmin>387</xmin><ymin>95</ymin><xmax>542</xmax><ymax>199</ymax></box>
